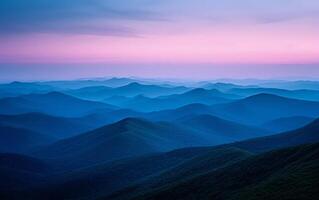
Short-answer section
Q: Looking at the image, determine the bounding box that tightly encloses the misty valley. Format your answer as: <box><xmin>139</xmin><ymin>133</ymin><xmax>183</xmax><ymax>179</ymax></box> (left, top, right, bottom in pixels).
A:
<box><xmin>0</xmin><ymin>78</ymin><xmax>318</xmax><ymax>200</ymax></box>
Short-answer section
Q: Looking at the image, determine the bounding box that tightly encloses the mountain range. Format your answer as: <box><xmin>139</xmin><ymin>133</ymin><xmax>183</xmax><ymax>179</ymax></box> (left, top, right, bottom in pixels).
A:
<box><xmin>1</xmin><ymin>78</ymin><xmax>319</xmax><ymax>200</ymax></box>
<box><xmin>0</xmin><ymin>92</ymin><xmax>115</xmax><ymax>117</ymax></box>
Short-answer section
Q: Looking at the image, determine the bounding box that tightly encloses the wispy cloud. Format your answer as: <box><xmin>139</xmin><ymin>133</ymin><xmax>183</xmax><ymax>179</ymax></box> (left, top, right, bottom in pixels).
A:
<box><xmin>0</xmin><ymin>0</ymin><xmax>161</xmax><ymax>36</ymax></box>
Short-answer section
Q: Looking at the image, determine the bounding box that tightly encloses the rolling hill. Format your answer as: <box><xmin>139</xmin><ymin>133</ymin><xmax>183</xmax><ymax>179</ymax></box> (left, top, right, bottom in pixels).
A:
<box><xmin>223</xmin><ymin>118</ymin><xmax>319</xmax><ymax>153</ymax></box>
<box><xmin>0</xmin><ymin>92</ymin><xmax>115</xmax><ymax>117</ymax></box>
<box><xmin>23</xmin><ymin>147</ymin><xmax>253</xmax><ymax>200</ymax></box>
<box><xmin>147</xmin><ymin>103</ymin><xmax>216</xmax><ymax>121</ymax></box>
<box><xmin>176</xmin><ymin>114</ymin><xmax>269</xmax><ymax>144</ymax></box>
<box><xmin>228</xmin><ymin>87</ymin><xmax>319</xmax><ymax>101</ymax></box>
<box><xmin>34</xmin><ymin>118</ymin><xmax>209</xmax><ymax>168</ymax></box>
<box><xmin>111</xmin><ymin>88</ymin><xmax>235</xmax><ymax>112</ymax></box>
<box><xmin>261</xmin><ymin>116</ymin><xmax>315</xmax><ymax>132</ymax></box>
<box><xmin>0</xmin><ymin>81</ymin><xmax>54</xmax><ymax>98</ymax></box>
<box><xmin>123</xmin><ymin>142</ymin><xmax>319</xmax><ymax>200</ymax></box>
<box><xmin>3</xmin><ymin>117</ymin><xmax>319</xmax><ymax>199</ymax></box>
<box><xmin>0</xmin><ymin>113</ymin><xmax>110</xmax><ymax>139</ymax></box>
<box><xmin>66</xmin><ymin>82</ymin><xmax>190</xmax><ymax>101</ymax></box>
<box><xmin>212</xmin><ymin>93</ymin><xmax>319</xmax><ymax>124</ymax></box>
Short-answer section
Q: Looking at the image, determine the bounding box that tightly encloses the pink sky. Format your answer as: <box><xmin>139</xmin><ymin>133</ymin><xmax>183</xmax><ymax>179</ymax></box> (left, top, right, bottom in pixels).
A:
<box><xmin>0</xmin><ymin>0</ymin><xmax>319</xmax><ymax>80</ymax></box>
<box><xmin>1</xmin><ymin>20</ymin><xmax>319</xmax><ymax>64</ymax></box>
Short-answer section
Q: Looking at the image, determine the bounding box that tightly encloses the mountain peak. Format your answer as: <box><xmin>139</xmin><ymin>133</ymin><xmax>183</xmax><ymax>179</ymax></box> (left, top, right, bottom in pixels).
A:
<box><xmin>187</xmin><ymin>88</ymin><xmax>208</xmax><ymax>95</ymax></box>
<box><xmin>244</xmin><ymin>93</ymin><xmax>286</xmax><ymax>101</ymax></box>
<box><xmin>126</xmin><ymin>82</ymin><xmax>143</xmax><ymax>87</ymax></box>
<box><xmin>118</xmin><ymin>117</ymin><xmax>146</xmax><ymax>124</ymax></box>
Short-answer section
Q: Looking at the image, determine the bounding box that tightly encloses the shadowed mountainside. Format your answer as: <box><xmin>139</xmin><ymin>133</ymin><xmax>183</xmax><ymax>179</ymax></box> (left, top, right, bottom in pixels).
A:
<box><xmin>108</xmin><ymin>142</ymin><xmax>319</xmax><ymax>200</ymax></box>
<box><xmin>0</xmin><ymin>126</ymin><xmax>56</xmax><ymax>153</ymax></box>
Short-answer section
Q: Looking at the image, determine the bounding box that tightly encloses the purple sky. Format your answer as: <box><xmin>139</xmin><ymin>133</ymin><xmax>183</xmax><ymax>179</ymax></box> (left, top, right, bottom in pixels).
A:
<box><xmin>0</xmin><ymin>0</ymin><xmax>319</xmax><ymax>80</ymax></box>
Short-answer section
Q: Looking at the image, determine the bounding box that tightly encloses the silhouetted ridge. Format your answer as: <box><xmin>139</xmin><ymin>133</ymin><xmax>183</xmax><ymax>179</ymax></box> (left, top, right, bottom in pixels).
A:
<box><xmin>34</xmin><ymin>117</ymin><xmax>208</xmax><ymax>167</ymax></box>
<box><xmin>225</xmin><ymin>117</ymin><xmax>319</xmax><ymax>153</ymax></box>
<box><xmin>126</xmin><ymin>82</ymin><xmax>143</xmax><ymax>87</ymax></box>
<box><xmin>242</xmin><ymin>93</ymin><xmax>291</xmax><ymax>101</ymax></box>
<box><xmin>185</xmin><ymin>88</ymin><xmax>208</xmax><ymax>95</ymax></box>
<box><xmin>96</xmin><ymin>117</ymin><xmax>153</xmax><ymax>133</ymax></box>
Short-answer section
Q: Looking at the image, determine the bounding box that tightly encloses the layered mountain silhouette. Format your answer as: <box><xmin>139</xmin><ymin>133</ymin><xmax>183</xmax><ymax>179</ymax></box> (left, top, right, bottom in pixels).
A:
<box><xmin>30</xmin><ymin>147</ymin><xmax>252</xmax><ymax>199</ymax></box>
<box><xmin>261</xmin><ymin>116</ymin><xmax>315</xmax><ymax>132</ymax></box>
<box><xmin>223</xmin><ymin>118</ymin><xmax>319</xmax><ymax>153</ymax></box>
<box><xmin>66</xmin><ymin>82</ymin><xmax>190</xmax><ymax>101</ymax></box>
<box><xmin>148</xmin><ymin>103</ymin><xmax>215</xmax><ymax>121</ymax></box>
<box><xmin>0</xmin><ymin>113</ymin><xmax>111</xmax><ymax>139</ymax></box>
<box><xmin>212</xmin><ymin>93</ymin><xmax>319</xmax><ymax>124</ymax></box>
<box><xmin>0</xmin><ymin>92</ymin><xmax>115</xmax><ymax>117</ymax></box>
<box><xmin>1</xmin><ymin>79</ymin><xmax>319</xmax><ymax>200</ymax></box>
<box><xmin>0</xmin><ymin>81</ymin><xmax>54</xmax><ymax>98</ymax></box>
<box><xmin>23</xmin><ymin>116</ymin><xmax>319</xmax><ymax>200</ymax></box>
<box><xmin>117</xmin><ymin>142</ymin><xmax>319</xmax><ymax>200</ymax></box>
<box><xmin>34</xmin><ymin>118</ymin><xmax>209</xmax><ymax>168</ymax></box>
<box><xmin>110</xmin><ymin>88</ymin><xmax>236</xmax><ymax>112</ymax></box>
<box><xmin>228</xmin><ymin>87</ymin><xmax>319</xmax><ymax>101</ymax></box>
<box><xmin>176</xmin><ymin>114</ymin><xmax>269</xmax><ymax>144</ymax></box>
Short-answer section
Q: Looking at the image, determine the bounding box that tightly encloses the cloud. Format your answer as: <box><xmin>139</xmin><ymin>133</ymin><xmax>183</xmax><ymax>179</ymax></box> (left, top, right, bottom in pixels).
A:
<box><xmin>1</xmin><ymin>0</ymin><xmax>319</xmax><ymax>37</ymax></box>
<box><xmin>0</xmin><ymin>0</ymin><xmax>161</xmax><ymax>36</ymax></box>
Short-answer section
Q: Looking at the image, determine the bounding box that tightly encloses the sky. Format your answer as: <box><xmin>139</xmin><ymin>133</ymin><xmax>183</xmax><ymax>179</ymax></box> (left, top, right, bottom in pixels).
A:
<box><xmin>0</xmin><ymin>0</ymin><xmax>319</xmax><ymax>80</ymax></box>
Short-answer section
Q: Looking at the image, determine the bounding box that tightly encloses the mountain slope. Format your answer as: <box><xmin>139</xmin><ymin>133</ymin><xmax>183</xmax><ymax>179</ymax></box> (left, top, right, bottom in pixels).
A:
<box><xmin>228</xmin><ymin>87</ymin><xmax>319</xmax><ymax>101</ymax></box>
<box><xmin>113</xmin><ymin>88</ymin><xmax>235</xmax><ymax>112</ymax></box>
<box><xmin>147</xmin><ymin>103</ymin><xmax>216</xmax><ymax>121</ymax></box>
<box><xmin>0</xmin><ymin>113</ymin><xmax>107</xmax><ymax>139</ymax></box>
<box><xmin>66</xmin><ymin>82</ymin><xmax>190</xmax><ymax>101</ymax></box>
<box><xmin>261</xmin><ymin>116</ymin><xmax>315</xmax><ymax>132</ymax></box>
<box><xmin>223</xmin><ymin>118</ymin><xmax>319</xmax><ymax>153</ymax></box>
<box><xmin>0</xmin><ymin>92</ymin><xmax>115</xmax><ymax>117</ymax></box>
<box><xmin>34</xmin><ymin>118</ymin><xmax>209</xmax><ymax>167</ymax></box>
<box><xmin>123</xmin><ymin>142</ymin><xmax>319</xmax><ymax>200</ymax></box>
<box><xmin>212</xmin><ymin>93</ymin><xmax>319</xmax><ymax>124</ymax></box>
<box><xmin>0</xmin><ymin>81</ymin><xmax>54</xmax><ymax>98</ymax></box>
<box><xmin>26</xmin><ymin>147</ymin><xmax>252</xmax><ymax>200</ymax></box>
<box><xmin>111</xmin><ymin>82</ymin><xmax>189</xmax><ymax>97</ymax></box>
<box><xmin>0</xmin><ymin>126</ymin><xmax>56</xmax><ymax>153</ymax></box>
<box><xmin>177</xmin><ymin>114</ymin><xmax>269</xmax><ymax>144</ymax></box>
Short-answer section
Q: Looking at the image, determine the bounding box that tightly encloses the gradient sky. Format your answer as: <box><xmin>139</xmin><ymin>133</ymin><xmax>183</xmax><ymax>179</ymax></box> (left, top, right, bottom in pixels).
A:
<box><xmin>0</xmin><ymin>0</ymin><xmax>319</xmax><ymax>80</ymax></box>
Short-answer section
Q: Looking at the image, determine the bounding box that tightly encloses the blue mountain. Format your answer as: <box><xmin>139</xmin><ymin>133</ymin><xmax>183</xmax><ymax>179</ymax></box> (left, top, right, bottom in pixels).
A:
<box><xmin>223</xmin><ymin>118</ymin><xmax>319</xmax><ymax>153</ymax></box>
<box><xmin>0</xmin><ymin>113</ymin><xmax>111</xmax><ymax>139</ymax></box>
<box><xmin>177</xmin><ymin>114</ymin><xmax>269</xmax><ymax>144</ymax></box>
<box><xmin>0</xmin><ymin>92</ymin><xmax>115</xmax><ymax>117</ymax></box>
<box><xmin>34</xmin><ymin>118</ymin><xmax>208</xmax><ymax>168</ymax></box>
<box><xmin>66</xmin><ymin>82</ymin><xmax>190</xmax><ymax>101</ymax></box>
<box><xmin>119</xmin><ymin>142</ymin><xmax>319</xmax><ymax>200</ymax></box>
<box><xmin>106</xmin><ymin>88</ymin><xmax>235</xmax><ymax>112</ymax></box>
<box><xmin>0</xmin><ymin>126</ymin><xmax>56</xmax><ymax>153</ymax></box>
<box><xmin>0</xmin><ymin>81</ymin><xmax>54</xmax><ymax>98</ymax></box>
<box><xmin>212</xmin><ymin>93</ymin><xmax>319</xmax><ymax>124</ymax></box>
<box><xmin>261</xmin><ymin>116</ymin><xmax>315</xmax><ymax>132</ymax></box>
<box><xmin>228</xmin><ymin>87</ymin><xmax>319</xmax><ymax>101</ymax></box>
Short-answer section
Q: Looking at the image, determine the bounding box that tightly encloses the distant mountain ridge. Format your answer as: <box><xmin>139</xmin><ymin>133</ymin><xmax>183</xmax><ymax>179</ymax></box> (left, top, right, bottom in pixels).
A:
<box><xmin>212</xmin><ymin>93</ymin><xmax>319</xmax><ymax>124</ymax></box>
<box><xmin>107</xmin><ymin>88</ymin><xmax>235</xmax><ymax>112</ymax></box>
<box><xmin>33</xmin><ymin>118</ymin><xmax>210</xmax><ymax>168</ymax></box>
<box><xmin>0</xmin><ymin>112</ymin><xmax>110</xmax><ymax>139</ymax></box>
<box><xmin>176</xmin><ymin>114</ymin><xmax>269</xmax><ymax>144</ymax></box>
<box><xmin>65</xmin><ymin>82</ymin><xmax>190</xmax><ymax>101</ymax></box>
<box><xmin>0</xmin><ymin>92</ymin><xmax>115</xmax><ymax>117</ymax></box>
